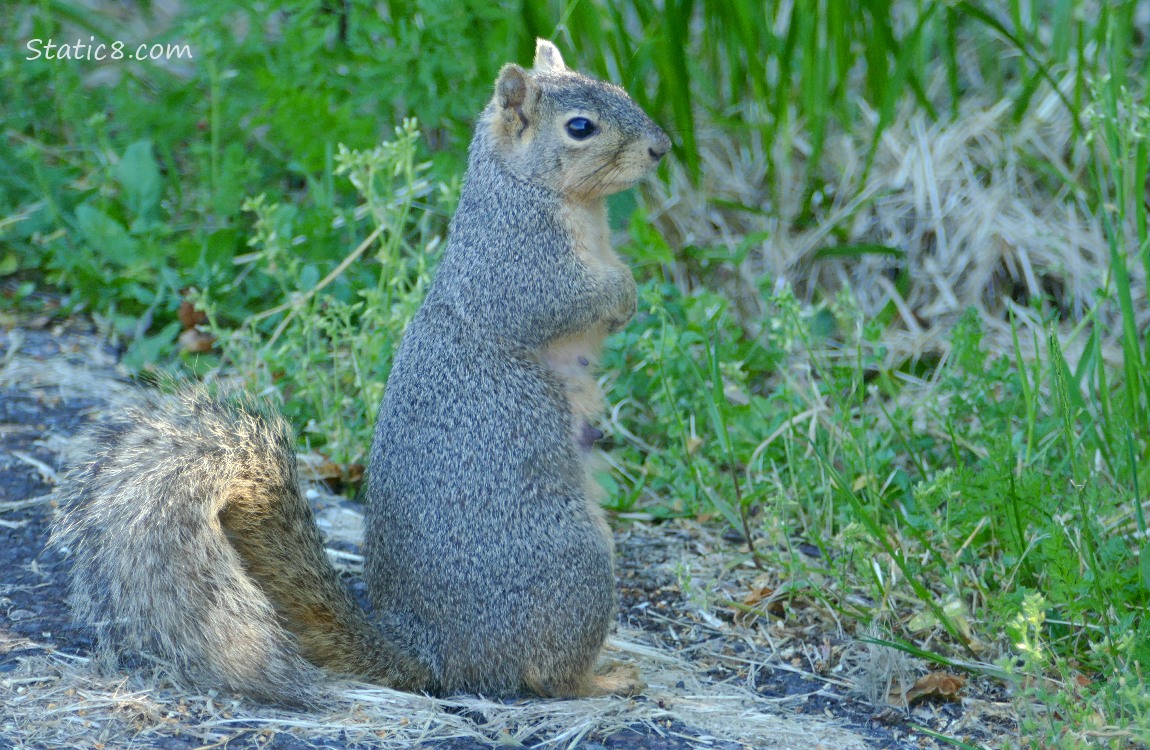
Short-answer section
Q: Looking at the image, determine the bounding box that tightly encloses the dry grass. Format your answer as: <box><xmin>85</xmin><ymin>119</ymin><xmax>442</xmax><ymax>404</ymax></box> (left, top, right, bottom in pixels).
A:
<box><xmin>0</xmin><ymin>634</ymin><xmax>876</xmax><ymax>749</ymax></box>
<box><xmin>651</xmin><ymin>82</ymin><xmax>1129</xmax><ymax>369</ymax></box>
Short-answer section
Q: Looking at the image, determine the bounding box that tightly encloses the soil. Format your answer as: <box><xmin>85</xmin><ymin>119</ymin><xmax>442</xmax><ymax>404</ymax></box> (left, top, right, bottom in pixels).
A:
<box><xmin>0</xmin><ymin>319</ymin><xmax>1012</xmax><ymax>749</ymax></box>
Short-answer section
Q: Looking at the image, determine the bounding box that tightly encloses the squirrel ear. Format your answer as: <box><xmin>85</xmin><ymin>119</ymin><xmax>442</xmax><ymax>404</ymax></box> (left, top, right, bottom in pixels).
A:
<box><xmin>494</xmin><ymin>63</ymin><xmax>534</xmax><ymax>137</ymax></box>
<box><xmin>496</xmin><ymin>64</ymin><xmax>528</xmax><ymax>111</ymax></box>
<box><xmin>533</xmin><ymin>39</ymin><xmax>567</xmax><ymax>73</ymax></box>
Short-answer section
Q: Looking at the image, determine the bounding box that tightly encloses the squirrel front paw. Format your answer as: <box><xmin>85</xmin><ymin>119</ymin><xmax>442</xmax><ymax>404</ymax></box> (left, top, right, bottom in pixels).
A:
<box><xmin>605</xmin><ymin>272</ymin><xmax>637</xmax><ymax>333</ymax></box>
<box><xmin>577</xmin><ymin>420</ymin><xmax>604</xmax><ymax>452</ymax></box>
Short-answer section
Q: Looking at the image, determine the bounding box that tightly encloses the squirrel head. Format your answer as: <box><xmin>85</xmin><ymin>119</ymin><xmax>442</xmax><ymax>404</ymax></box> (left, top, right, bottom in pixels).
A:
<box><xmin>483</xmin><ymin>39</ymin><xmax>671</xmax><ymax>201</ymax></box>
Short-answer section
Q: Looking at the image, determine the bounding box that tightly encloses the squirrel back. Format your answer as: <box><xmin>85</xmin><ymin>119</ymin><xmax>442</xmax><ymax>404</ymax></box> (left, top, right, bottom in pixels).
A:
<box><xmin>51</xmin><ymin>39</ymin><xmax>668</xmax><ymax>704</ymax></box>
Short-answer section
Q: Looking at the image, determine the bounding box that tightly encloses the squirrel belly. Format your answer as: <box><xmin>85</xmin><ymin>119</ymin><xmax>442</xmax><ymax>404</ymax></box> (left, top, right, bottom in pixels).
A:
<box><xmin>545</xmin><ymin>194</ymin><xmax>635</xmax><ymax>441</ymax></box>
<box><xmin>50</xmin><ymin>38</ymin><xmax>669</xmax><ymax>704</ymax></box>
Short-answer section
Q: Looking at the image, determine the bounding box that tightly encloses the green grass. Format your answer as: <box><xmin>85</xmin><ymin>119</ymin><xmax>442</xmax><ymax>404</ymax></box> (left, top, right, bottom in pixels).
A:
<box><xmin>3</xmin><ymin>1</ymin><xmax>1150</xmax><ymax>746</ymax></box>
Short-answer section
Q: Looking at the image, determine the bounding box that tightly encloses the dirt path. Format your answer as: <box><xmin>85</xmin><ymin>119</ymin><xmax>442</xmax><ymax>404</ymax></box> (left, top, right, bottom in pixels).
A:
<box><xmin>0</xmin><ymin>322</ymin><xmax>991</xmax><ymax>749</ymax></box>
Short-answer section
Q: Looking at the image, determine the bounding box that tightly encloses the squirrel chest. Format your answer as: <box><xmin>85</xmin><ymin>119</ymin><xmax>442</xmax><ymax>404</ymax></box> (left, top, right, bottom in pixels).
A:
<box><xmin>540</xmin><ymin>200</ymin><xmax>630</xmax><ymax>442</ymax></box>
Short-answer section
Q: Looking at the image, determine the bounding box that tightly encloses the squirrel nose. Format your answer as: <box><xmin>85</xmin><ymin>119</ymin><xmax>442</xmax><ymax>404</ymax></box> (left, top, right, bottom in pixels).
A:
<box><xmin>648</xmin><ymin>133</ymin><xmax>672</xmax><ymax>161</ymax></box>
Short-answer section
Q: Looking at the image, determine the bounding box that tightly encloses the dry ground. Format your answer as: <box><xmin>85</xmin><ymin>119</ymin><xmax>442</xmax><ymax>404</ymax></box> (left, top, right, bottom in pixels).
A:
<box><xmin>0</xmin><ymin>320</ymin><xmax>1012</xmax><ymax>749</ymax></box>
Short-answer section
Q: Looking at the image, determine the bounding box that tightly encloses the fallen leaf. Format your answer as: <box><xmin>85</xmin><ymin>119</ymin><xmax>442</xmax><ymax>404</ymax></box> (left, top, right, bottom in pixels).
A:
<box><xmin>177</xmin><ymin>299</ymin><xmax>208</xmax><ymax>329</ymax></box>
<box><xmin>178</xmin><ymin>328</ymin><xmax>215</xmax><ymax>353</ymax></box>
<box><xmin>299</xmin><ymin>453</ymin><xmax>343</xmax><ymax>481</ymax></box>
<box><xmin>902</xmin><ymin>671</ymin><xmax>965</xmax><ymax>704</ymax></box>
<box><xmin>298</xmin><ymin>453</ymin><xmax>365</xmax><ymax>493</ymax></box>
<box><xmin>735</xmin><ymin>580</ymin><xmax>779</xmax><ymax>626</ymax></box>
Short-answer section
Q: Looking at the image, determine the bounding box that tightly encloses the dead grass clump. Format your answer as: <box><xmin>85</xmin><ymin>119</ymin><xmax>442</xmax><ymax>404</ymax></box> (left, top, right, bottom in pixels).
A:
<box><xmin>650</xmin><ymin>84</ymin><xmax>1131</xmax><ymax>367</ymax></box>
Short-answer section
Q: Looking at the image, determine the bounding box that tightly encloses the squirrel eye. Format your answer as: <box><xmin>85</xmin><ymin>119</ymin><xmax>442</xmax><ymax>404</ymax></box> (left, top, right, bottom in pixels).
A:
<box><xmin>565</xmin><ymin>117</ymin><xmax>598</xmax><ymax>140</ymax></box>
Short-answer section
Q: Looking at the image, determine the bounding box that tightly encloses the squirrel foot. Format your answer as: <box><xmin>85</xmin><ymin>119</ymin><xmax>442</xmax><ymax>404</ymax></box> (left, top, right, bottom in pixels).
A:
<box><xmin>585</xmin><ymin>661</ymin><xmax>646</xmax><ymax>697</ymax></box>
<box><xmin>524</xmin><ymin>660</ymin><xmax>645</xmax><ymax>698</ymax></box>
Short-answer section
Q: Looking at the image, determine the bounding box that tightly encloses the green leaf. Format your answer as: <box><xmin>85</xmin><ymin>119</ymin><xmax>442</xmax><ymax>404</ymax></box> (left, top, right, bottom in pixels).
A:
<box><xmin>121</xmin><ymin>320</ymin><xmax>181</xmax><ymax>371</ymax></box>
<box><xmin>627</xmin><ymin>211</ymin><xmax>675</xmax><ymax>265</ymax></box>
<box><xmin>213</xmin><ymin>143</ymin><xmax>251</xmax><ymax>218</ymax></box>
<box><xmin>114</xmin><ymin>140</ymin><xmax>163</xmax><ymax>231</ymax></box>
<box><xmin>203</xmin><ymin>228</ymin><xmax>240</xmax><ymax>267</ymax></box>
<box><xmin>299</xmin><ymin>263</ymin><xmax>320</xmax><ymax>290</ymax></box>
<box><xmin>0</xmin><ymin>252</ymin><xmax>19</xmax><ymax>276</ymax></box>
<box><xmin>1141</xmin><ymin>544</ymin><xmax>1150</xmax><ymax>591</ymax></box>
<box><xmin>74</xmin><ymin>203</ymin><xmax>139</xmax><ymax>263</ymax></box>
<box><xmin>813</xmin><ymin>243</ymin><xmax>904</xmax><ymax>260</ymax></box>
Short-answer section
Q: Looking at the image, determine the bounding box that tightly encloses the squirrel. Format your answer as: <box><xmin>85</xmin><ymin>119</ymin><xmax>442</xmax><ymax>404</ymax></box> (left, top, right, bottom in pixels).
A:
<box><xmin>50</xmin><ymin>38</ymin><xmax>671</xmax><ymax>706</ymax></box>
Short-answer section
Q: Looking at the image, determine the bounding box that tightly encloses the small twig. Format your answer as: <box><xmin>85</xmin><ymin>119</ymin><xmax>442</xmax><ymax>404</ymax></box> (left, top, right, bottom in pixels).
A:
<box><xmin>0</xmin><ymin>494</ymin><xmax>54</xmax><ymax>513</ymax></box>
<box><xmin>2</xmin><ymin>328</ymin><xmax>25</xmax><ymax>367</ymax></box>
<box><xmin>730</xmin><ymin>462</ymin><xmax>764</xmax><ymax>570</ymax></box>
<box><xmin>325</xmin><ymin>548</ymin><xmax>364</xmax><ymax>563</ymax></box>
<box><xmin>10</xmin><ymin>451</ymin><xmax>58</xmax><ymax>484</ymax></box>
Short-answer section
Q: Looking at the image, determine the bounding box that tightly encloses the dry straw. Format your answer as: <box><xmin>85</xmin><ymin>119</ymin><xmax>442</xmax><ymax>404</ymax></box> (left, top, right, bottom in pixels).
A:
<box><xmin>0</xmin><ymin>635</ymin><xmax>874</xmax><ymax>749</ymax></box>
<box><xmin>650</xmin><ymin>82</ymin><xmax>1136</xmax><ymax>370</ymax></box>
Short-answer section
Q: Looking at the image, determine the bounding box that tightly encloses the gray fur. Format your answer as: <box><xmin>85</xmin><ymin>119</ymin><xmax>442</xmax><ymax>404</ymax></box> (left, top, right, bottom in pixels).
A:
<box><xmin>366</xmin><ymin>39</ymin><xmax>668</xmax><ymax>696</ymax></box>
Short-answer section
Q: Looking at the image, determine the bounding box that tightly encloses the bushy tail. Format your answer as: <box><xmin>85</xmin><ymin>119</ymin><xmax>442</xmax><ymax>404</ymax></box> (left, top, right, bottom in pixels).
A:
<box><xmin>50</xmin><ymin>387</ymin><xmax>429</xmax><ymax>705</ymax></box>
